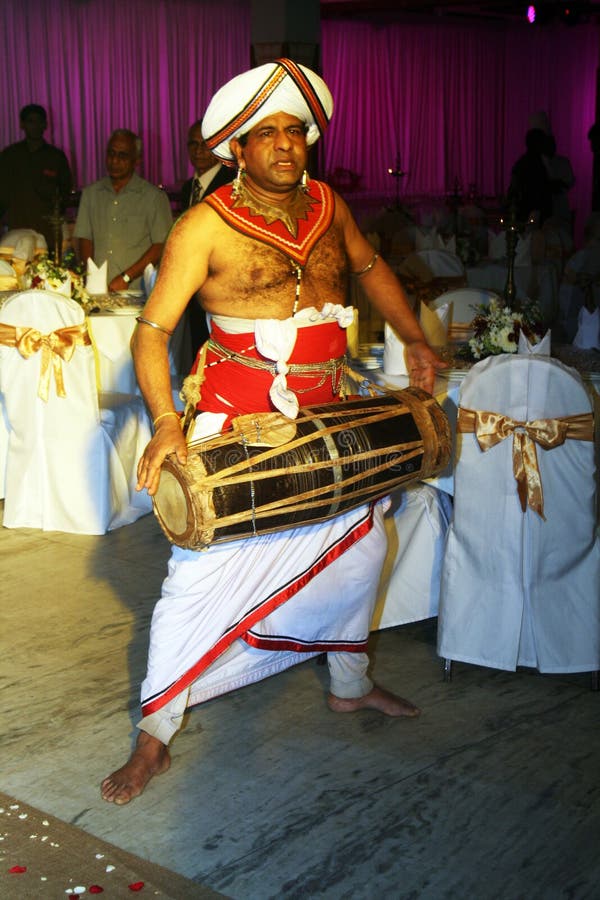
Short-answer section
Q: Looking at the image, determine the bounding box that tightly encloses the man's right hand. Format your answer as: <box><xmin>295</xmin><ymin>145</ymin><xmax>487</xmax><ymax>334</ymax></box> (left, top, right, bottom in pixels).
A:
<box><xmin>136</xmin><ymin>417</ymin><xmax>188</xmax><ymax>496</ymax></box>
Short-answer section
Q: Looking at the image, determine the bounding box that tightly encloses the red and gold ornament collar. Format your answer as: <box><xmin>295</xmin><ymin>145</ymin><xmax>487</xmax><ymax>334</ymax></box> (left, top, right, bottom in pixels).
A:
<box><xmin>204</xmin><ymin>179</ymin><xmax>335</xmax><ymax>267</ymax></box>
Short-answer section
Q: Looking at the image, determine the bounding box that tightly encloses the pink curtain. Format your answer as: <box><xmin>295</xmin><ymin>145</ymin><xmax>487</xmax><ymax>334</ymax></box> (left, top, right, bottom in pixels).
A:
<box><xmin>1</xmin><ymin>3</ymin><xmax>598</xmax><ymax>240</ymax></box>
<box><xmin>321</xmin><ymin>19</ymin><xmax>599</xmax><ymax>234</ymax></box>
<box><xmin>0</xmin><ymin>0</ymin><xmax>250</xmax><ymax>189</ymax></box>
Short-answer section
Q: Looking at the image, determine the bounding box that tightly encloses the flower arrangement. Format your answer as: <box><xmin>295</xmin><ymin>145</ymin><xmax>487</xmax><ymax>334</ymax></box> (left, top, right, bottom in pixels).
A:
<box><xmin>467</xmin><ymin>298</ymin><xmax>545</xmax><ymax>360</ymax></box>
<box><xmin>24</xmin><ymin>252</ymin><xmax>90</xmax><ymax>306</ymax></box>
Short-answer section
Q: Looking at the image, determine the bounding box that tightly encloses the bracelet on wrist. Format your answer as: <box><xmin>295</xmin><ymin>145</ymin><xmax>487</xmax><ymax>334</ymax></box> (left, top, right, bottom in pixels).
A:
<box><xmin>153</xmin><ymin>411</ymin><xmax>180</xmax><ymax>427</ymax></box>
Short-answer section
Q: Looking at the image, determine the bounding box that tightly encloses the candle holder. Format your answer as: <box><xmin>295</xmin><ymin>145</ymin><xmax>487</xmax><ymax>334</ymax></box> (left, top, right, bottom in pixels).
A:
<box><xmin>45</xmin><ymin>188</ymin><xmax>65</xmax><ymax>265</ymax></box>
<box><xmin>500</xmin><ymin>197</ymin><xmax>533</xmax><ymax>310</ymax></box>
<box><xmin>387</xmin><ymin>152</ymin><xmax>405</xmax><ymax>208</ymax></box>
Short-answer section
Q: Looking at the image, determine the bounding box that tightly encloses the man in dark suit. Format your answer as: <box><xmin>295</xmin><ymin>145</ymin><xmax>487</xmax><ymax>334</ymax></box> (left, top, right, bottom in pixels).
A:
<box><xmin>181</xmin><ymin>120</ymin><xmax>234</xmax><ymax>353</ymax></box>
<box><xmin>180</xmin><ymin>121</ymin><xmax>234</xmax><ymax>210</ymax></box>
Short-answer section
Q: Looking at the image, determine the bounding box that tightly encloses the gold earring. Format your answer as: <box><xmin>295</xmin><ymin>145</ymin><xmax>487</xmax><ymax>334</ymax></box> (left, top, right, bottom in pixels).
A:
<box><xmin>300</xmin><ymin>169</ymin><xmax>310</xmax><ymax>192</ymax></box>
<box><xmin>232</xmin><ymin>164</ymin><xmax>245</xmax><ymax>198</ymax></box>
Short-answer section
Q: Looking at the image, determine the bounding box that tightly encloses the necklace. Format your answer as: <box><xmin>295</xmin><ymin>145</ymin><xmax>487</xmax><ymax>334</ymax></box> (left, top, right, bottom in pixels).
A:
<box><xmin>232</xmin><ymin>178</ymin><xmax>318</xmax><ymax>239</ymax></box>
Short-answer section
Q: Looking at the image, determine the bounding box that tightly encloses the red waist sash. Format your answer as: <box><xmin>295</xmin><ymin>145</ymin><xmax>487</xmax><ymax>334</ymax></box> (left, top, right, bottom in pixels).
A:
<box><xmin>192</xmin><ymin>319</ymin><xmax>346</xmax><ymax>422</ymax></box>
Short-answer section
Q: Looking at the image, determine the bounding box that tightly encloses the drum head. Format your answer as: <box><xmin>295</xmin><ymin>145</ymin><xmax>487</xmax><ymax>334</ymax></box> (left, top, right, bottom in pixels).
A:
<box><xmin>153</xmin><ymin>467</ymin><xmax>193</xmax><ymax>544</ymax></box>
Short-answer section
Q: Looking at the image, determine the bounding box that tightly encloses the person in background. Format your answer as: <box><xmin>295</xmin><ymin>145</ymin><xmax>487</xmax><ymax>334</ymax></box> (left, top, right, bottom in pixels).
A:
<box><xmin>180</xmin><ymin>121</ymin><xmax>234</xmax><ymax>210</ymax></box>
<box><xmin>0</xmin><ymin>104</ymin><xmax>73</xmax><ymax>255</ymax></box>
<box><xmin>587</xmin><ymin>122</ymin><xmax>600</xmax><ymax>212</ymax></box>
<box><xmin>74</xmin><ymin>129</ymin><xmax>172</xmax><ymax>293</ymax></box>
<box><xmin>180</xmin><ymin>121</ymin><xmax>234</xmax><ymax>353</ymax></box>
<box><xmin>543</xmin><ymin>134</ymin><xmax>575</xmax><ymax>233</ymax></box>
<box><xmin>509</xmin><ymin>128</ymin><xmax>553</xmax><ymax>225</ymax></box>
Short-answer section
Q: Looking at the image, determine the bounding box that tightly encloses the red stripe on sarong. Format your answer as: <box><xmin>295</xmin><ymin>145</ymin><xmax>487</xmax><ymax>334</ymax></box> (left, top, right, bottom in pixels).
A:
<box><xmin>141</xmin><ymin>505</ymin><xmax>375</xmax><ymax>716</ymax></box>
<box><xmin>242</xmin><ymin>634</ymin><xmax>369</xmax><ymax>654</ymax></box>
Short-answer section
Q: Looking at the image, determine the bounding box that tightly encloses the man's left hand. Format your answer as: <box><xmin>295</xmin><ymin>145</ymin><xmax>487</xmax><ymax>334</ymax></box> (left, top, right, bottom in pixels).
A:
<box><xmin>405</xmin><ymin>341</ymin><xmax>448</xmax><ymax>395</ymax></box>
<box><xmin>109</xmin><ymin>274</ymin><xmax>131</xmax><ymax>292</ymax></box>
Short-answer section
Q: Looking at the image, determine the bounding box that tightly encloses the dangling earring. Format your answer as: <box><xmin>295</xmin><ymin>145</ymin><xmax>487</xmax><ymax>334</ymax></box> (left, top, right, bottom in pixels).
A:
<box><xmin>300</xmin><ymin>169</ymin><xmax>310</xmax><ymax>193</ymax></box>
<box><xmin>232</xmin><ymin>164</ymin><xmax>245</xmax><ymax>198</ymax></box>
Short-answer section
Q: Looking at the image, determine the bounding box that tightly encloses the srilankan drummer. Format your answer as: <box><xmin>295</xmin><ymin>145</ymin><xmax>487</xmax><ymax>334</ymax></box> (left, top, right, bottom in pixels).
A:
<box><xmin>101</xmin><ymin>59</ymin><xmax>447</xmax><ymax>806</ymax></box>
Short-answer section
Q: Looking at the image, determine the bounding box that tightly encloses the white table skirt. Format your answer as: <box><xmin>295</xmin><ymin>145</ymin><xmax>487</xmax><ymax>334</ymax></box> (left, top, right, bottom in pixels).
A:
<box><xmin>88</xmin><ymin>306</ymin><xmax>191</xmax><ymax>396</ymax></box>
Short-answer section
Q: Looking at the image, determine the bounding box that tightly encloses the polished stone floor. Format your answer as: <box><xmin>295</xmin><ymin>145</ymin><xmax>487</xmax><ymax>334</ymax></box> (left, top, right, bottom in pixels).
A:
<box><xmin>1</xmin><ymin>507</ymin><xmax>599</xmax><ymax>900</ymax></box>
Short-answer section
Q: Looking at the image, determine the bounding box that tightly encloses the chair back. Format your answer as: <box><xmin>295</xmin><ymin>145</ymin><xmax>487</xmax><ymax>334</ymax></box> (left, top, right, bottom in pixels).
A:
<box><xmin>0</xmin><ymin>289</ymin><xmax>111</xmax><ymax>532</ymax></box>
<box><xmin>429</xmin><ymin>287</ymin><xmax>501</xmax><ymax>341</ymax></box>
<box><xmin>438</xmin><ymin>354</ymin><xmax>600</xmax><ymax>673</ymax></box>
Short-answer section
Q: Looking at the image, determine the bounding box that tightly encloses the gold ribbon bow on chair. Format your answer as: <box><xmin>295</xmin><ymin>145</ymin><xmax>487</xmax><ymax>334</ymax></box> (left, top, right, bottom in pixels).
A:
<box><xmin>458</xmin><ymin>407</ymin><xmax>594</xmax><ymax>519</ymax></box>
<box><xmin>0</xmin><ymin>322</ymin><xmax>92</xmax><ymax>401</ymax></box>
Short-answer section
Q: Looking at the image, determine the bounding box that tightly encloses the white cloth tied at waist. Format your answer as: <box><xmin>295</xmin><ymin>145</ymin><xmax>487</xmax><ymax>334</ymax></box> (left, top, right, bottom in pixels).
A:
<box><xmin>210</xmin><ymin>303</ymin><xmax>354</xmax><ymax>418</ymax></box>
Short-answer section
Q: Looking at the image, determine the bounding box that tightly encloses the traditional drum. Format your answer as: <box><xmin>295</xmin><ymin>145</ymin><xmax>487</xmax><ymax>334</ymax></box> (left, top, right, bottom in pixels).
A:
<box><xmin>152</xmin><ymin>388</ymin><xmax>451</xmax><ymax>550</ymax></box>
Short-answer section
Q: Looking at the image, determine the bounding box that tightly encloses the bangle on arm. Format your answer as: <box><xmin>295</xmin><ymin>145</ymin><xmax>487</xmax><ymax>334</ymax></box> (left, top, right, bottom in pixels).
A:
<box><xmin>353</xmin><ymin>252</ymin><xmax>379</xmax><ymax>278</ymax></box>
<box><xmin>153</xmin><ymin>411</ymin><xmax>180</xmax><ymax>427</ymax></box>
<box><xmin>136</xmin><ymin>316</ymin><xmax>174</xmax><ymax>336</ymax></box>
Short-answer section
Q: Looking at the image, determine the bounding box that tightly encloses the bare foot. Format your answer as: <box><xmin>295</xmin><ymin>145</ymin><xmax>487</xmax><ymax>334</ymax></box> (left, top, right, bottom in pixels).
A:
<box><xmin>101</xmin><ymin>731</ymin><xmax>171</xmax><ymax>805</ymax></box>
<box><xmin>327</xmin><ymin>684</ymin><xmax>421</xmax><ymax>718</ymax></box>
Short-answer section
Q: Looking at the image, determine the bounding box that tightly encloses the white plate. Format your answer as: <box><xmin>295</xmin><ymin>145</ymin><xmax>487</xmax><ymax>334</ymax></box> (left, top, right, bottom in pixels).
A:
<box><xmin>108</xmin><ymin>306</ymin><xmax>144</xmax><ymax>316</ymax></box>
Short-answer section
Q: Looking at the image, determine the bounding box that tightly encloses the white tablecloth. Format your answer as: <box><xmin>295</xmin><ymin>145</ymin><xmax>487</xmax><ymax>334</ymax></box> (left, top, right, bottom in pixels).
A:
<box><xmin>88</xmin><ymin>305</ymin><xmax>191</xmax><ymax>396</ymax></box>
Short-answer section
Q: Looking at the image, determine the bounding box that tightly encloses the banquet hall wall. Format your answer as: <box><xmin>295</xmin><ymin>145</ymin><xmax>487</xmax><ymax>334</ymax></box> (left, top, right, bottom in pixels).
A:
<box><xmin>0</xmin><ymin>1</ymin><xmax>598</xmax><ymax>243</ymax></box>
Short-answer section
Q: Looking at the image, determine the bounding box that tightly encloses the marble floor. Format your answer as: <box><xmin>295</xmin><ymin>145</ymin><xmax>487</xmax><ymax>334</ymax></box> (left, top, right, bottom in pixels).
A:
<box><xmin>1</xmin><ymin>507</ymin><xmax>599</xmax><ymax>900</ymax></box>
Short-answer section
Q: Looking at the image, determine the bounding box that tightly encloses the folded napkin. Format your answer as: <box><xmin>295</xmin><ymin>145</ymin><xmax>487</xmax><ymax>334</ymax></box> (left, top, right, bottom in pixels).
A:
<box><xmin>86</xmin><ymin>258</ymin><xmax>108</xmax><ymax>295</ymax></box>
<box><xmin>573</xmin><ymin>307</ymin><xmax>600</xmax><ymax>350</ymax></box>
<box><xmin>44</xmin><ymin>274</ymin><xmax>71</xmax><ymax>297</ymax></box>
<box><xmin>518</xmin><ymin>329</ymin><xmax>551</xmax><ymax>355</ymax></box>
<box><xmin>488</xmin><ymin>230</ymin><xmax>506</xmax><ymax>260</ymax></box>
<box><xmin>346</xmin><ymin>308</ymin><xmax>360</xmax><ymax>358</ymax></box>
<box><xmin>383</xmin><ymin>322</ymin><xmax>409</xmax><ymax>375</ymax></box>
<box><xmin>441</xmin><ymin>234</ymin><xmax>456</xmax><ymax>255</ymax></box>
<box><xmin>515</xmin><ymin>233</ymin><xmax>531</xmax><ymax>265</ymax></box>
<box><xmin>384</xmin><ymin>301</ymin><xmax>451</xmax><ymax>375</ymax></box>
<box><xmin>415</xmin><ymin>227</ymin><xmax>439</xmax><ymax>252</ymax></box>
<box><xmin>419</xmin><ymin>301</ymin><xmax>450</xmax><ymax>347</ymax></box>
<box><xmin>143</xmin><ymin>263</ymin><xmax>157</xmax><ymax>297</ymax></box>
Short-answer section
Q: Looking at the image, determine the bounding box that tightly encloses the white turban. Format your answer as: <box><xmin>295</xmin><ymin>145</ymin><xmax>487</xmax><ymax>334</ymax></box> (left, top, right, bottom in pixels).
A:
<box><xmin>201</xmin><ymin>58</ymin><xmax>333</xmax><ymax>163</ymax></box>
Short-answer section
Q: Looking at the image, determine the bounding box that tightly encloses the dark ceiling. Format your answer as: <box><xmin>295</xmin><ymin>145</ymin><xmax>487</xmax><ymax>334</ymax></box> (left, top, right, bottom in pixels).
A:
<box><xmin>320</xmin><ymin>1</ymin><xmax>600</xmax><ymax>25</ymax></box>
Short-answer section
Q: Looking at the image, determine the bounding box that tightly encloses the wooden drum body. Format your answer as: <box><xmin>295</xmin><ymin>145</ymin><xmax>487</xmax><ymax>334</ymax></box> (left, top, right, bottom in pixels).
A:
<box><xmin>153</xmin><ymin>388</ymin><xmax>451</xmax><ymax>550</ymax></box>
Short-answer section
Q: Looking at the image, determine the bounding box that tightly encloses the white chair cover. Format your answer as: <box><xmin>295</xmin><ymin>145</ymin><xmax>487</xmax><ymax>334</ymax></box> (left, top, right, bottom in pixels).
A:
<box><xmin>558</xmin><ymin>243</ymin><xmax>600</xmax><ymax>343</ymax></box>
<box><xmin>0</xmin><ymin>290</ymin><xmax>152</xmax><ymax>534</ymax></box>
<box><xmin>438</xmin><ymin>354</ymin><xmax>600</xmax><ymax>673</ymax></box>
<box><xmin>430</xmin><ymin>287</ymin><xmax>499</xmax><ymax>323</ymax></box>
<box><xmin>414</xmin><ymin>249</ymin><xmax>465</xmax><ymax>278</ymax></box>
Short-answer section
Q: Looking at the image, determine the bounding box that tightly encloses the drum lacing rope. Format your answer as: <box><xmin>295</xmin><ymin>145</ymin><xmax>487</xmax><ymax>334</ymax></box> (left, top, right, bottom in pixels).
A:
<box><xmin>207</xmin><ymin>337</ymin><xmax>346</xmax><ymax>394</ymax></box>
<box><xmin>240</xmin><ymin>432</ymin><xmax>258</xmax><ymax>536</ymax></box>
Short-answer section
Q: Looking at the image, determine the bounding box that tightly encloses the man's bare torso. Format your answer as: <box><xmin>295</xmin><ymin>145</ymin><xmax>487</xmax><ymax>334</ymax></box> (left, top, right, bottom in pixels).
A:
<box><xmin>198</xmin><ymin>206</ymin><xmax>350</xmax><ymax>319</ymax></box>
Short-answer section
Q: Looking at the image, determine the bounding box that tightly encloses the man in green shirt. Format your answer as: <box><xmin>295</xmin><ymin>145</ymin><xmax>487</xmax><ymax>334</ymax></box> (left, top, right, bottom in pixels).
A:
<box><xmin>74</xmin><ymin>129</ymin><xmax>172</xmax><ymax>293</ymax></box>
